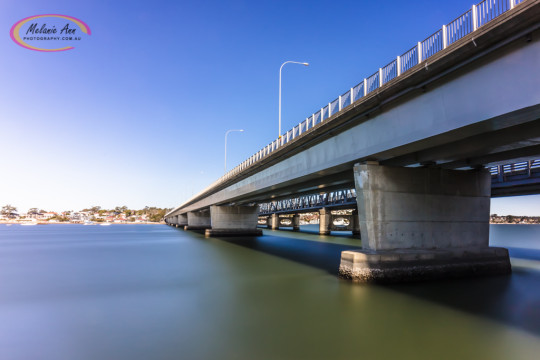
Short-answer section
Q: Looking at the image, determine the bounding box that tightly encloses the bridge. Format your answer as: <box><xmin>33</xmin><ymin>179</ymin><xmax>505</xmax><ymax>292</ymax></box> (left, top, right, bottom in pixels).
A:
<box><xmin>165</xmin><ymin>0</ymin><xmax>540</xmax><ymax>283</ymax></box>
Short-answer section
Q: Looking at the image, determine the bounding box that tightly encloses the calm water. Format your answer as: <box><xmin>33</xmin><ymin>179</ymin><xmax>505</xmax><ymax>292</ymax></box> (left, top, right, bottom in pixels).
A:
<box><xmin>0</xmin><ymin>224</ymin><xmax>539</xmax><ymax>360</ymax></box>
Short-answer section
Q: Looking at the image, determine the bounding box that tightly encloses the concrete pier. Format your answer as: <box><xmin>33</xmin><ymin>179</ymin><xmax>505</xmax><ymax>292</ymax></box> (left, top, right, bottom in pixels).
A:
<box><xmin>184</xmin><ymin>211</ymin><xmax>211</xmax><ymax>231</ymax></box>
<box><xmin>292</xmin><ymin>214</ymin><xmax>300</xmax><ymax>231</ymax></box>
<box><xmin>339</xmin><ymin>163</ymin><xmax>511</xmax><ymax>283</ymax></box>
<box><xmin>270</xmin><ymin>213</ymin><xmax>280</xmax><ymax>230</ymax></box>
<box><xmin>319</xmin><ymin>208</ymin><xmax>331</xmax><ymax>235</ymax></box>
<box><xmin>205</xmin><ymin>205</ymin><xmax>262</xmax><ymax>237</ymax></box>
<box><xmin>178</xmin><ymin>213</ymin><xmax>188</xmax><ymax>227</ymax></box>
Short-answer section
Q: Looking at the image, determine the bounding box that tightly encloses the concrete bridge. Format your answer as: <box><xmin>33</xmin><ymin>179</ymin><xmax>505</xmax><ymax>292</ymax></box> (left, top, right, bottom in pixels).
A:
<box><xmin>166</xmin><ymin>0</ymin><xmax>540</xmax><ymax>283</ymax></box>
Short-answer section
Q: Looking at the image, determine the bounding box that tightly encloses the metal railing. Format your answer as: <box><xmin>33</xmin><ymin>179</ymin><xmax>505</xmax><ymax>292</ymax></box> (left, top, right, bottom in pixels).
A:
<box><xmin>491</xmin><ymin>160</ymin><xmax>540</xmax><ymax>180</ymax></box>
<box><xmin>178</xmin><ymin>0</ymin><xmax>527</xmax><ymax>210</ymax></box>
<box><xmin>259</xmin><ymin>189</ymin><xmax>357</xmax><ymax>215</ymax></box>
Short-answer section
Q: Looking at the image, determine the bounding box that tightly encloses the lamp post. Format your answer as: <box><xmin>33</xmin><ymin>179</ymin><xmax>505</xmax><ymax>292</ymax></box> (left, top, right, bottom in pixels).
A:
<box><xmin>224</xmin><ymin>129</ymin><xmax>244</xmax><ymax>173</ymax></box>
<box><xmin>279</xmin><ymin>61</ymin><xmax>309</xmax><ymax>138</ymax></box>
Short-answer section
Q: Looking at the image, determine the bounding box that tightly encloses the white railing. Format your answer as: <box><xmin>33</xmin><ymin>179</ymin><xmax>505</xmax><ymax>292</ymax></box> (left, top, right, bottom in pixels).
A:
<box><xmin>422</xmin><ymin>29</ymin><xmax>444</xmax><ymax>59</ymax></box>
<box><xmin>447</xmin><ymin>9</ymin><xmax>474</xmax><ymax>45</ymax></box>
<box><xmin>178</xmin><ymin>0</ymin><xmax>528</xmax><ymax>210</ymax></box>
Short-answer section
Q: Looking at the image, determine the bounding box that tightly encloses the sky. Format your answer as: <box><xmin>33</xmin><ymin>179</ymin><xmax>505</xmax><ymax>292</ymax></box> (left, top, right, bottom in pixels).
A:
<box><xmin>1</xmin><ymin>0</ymin><xmax>539</xmax><ymax>215</ymax></box>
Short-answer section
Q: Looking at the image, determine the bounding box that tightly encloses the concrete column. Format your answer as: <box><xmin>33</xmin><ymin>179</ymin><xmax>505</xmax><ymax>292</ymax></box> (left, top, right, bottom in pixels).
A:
<box><xmin>178</xmin><ymin>213</ymin><xmax>188</xmax><ymax>227</ymax></box>
<box><xmin>319</xmin><ymin>208</ymin><xmax>331</xmax><ymax>235</ymax></box>
<box><xmin>292</xmin><ymin>214</ymin><xmax>300</xmax><ymax>231</ymax></box>
<box><xmin>185</xmin><ymin>211</ymin><xmax>211</xmax><ymax>231</ymax></box>
<box><xmin>339</xmin><ymin>163</ymin><xmax>511</xmax><ymax>283</ymax></box>
<box><xmin>270</xmin><ymin>213</ymin><xmax>280</xmax><ymax>230</ymax></box>
<box><xmin>205</xmin><ymin>205</ymin><xmax>262</xmax><ymax>237</ymax></box>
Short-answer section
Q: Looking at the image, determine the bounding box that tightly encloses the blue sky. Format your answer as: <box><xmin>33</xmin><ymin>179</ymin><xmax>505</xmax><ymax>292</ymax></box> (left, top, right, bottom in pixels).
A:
<box><xmin>1</xmin><ymin>0</ymin><xmax>539</xmax><ymax>215</ymax></box>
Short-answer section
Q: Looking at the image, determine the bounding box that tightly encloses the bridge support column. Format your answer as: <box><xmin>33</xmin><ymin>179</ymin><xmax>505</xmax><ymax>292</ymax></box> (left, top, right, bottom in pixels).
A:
<box><xmin>292</xmin><ymin>214</ymin><xmax>300</xmax><ymax>231</ymax></box>
<box><xmin>185</xmin><ymin>211</ymin><xmax>211</xmax><ymax>231</ymax></box>
<box><xmin>340</xmin><ymin>163</ymin><xmax>511</xmax><ymax>283</ymax></box>
<box><xmin>264</xmin><ymin>216</ymin><xmax>271</xmax><ymax>229</ymax></box>
<box><xmin>319</xmin><ymin>208</ymin><xmax>331</xmax><ymax>235</ymax></box>
<box><xmin>270</xmin><ymin>213</ymin><xmax>280</xmax><ymax>230</ymax></box>
<box><xmin>178</xmin><ymin>213</ymin><xmax>188</xmax><ymax>228</ymax></box>
<box><xmin>205</xmin><ymin>206</ymin><xmax>262</xmax><ymax>237</ymax></box>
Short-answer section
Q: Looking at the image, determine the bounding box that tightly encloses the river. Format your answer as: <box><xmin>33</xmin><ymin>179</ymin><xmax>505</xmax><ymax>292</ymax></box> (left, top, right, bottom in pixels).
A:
<box><xmin>0</xmin><ymin>223</ymin><xmax>539</xmax><ymax>359</ymax></box>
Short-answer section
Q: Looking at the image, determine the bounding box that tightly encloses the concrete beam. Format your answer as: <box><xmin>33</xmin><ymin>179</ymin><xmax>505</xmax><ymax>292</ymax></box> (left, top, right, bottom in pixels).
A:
<box><xmin>339</xmin><ymin>163</ymin><xmax>511</xmax><ymax>283</ymax></box>
<box><xmin>205</xmin><ymin>205</ymin><xmax>262</xmax><ymax>237</ymax></box>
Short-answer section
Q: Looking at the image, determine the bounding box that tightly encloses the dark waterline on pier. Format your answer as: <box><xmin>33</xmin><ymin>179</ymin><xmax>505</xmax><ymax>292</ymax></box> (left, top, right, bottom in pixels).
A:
<box><xmin>0</xmin><ymin>224</ymin><xmax>539</xmax><ymax>359</ymax></box>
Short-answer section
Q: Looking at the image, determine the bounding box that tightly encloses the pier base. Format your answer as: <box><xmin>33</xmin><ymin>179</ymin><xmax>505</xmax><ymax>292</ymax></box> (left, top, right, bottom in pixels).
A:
<box><xmin>339</xmin><ymin>247</ymin><xmax>511</xmax><ymax>283</ymax></box>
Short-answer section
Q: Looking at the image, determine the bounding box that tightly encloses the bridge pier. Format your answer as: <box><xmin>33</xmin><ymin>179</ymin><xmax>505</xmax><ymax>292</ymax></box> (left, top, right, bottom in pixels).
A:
<box><xmin>292</xmin><ymin>214</ymin><xmax>300</xmax><ymax>231</ymax></box>
<box><xmin>205</xmin><ymin>205</ymin><xmax>262</xmax><ymax>237</ymax></box>
<box><xmin>339</xmin><ymin>163</ymin><xmax>511</xmax><ymax>283</ymax></box>
<box><xmin>178</xmin><ymin>213</ymin><xmax>188</xmax><ymax>227</ymax></box>
<box><xmin>270</xmin><ymin>213</ymin><xmax>280</xmax><ymax>230</ymax></box>
<box><xmin>319</xmin><ymin>208</ymin><xmax>331</xmax><ymax>235</ymax></box>
<box><xmin>184</xmin><ymin>210</ymin><xmax>211</xmax><ymax>231</ymax></box>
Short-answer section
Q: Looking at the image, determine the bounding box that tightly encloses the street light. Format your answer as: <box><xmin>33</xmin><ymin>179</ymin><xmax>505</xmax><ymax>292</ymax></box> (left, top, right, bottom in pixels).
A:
<box><xmin>279</xmin><ymin>61</ymin><xmax>309</xmax><ymax>138</ymax></box>
<box><xmin>224</xmin><ymin>129</ymin><xmax>244</xmax><ymax>173</ymax></box>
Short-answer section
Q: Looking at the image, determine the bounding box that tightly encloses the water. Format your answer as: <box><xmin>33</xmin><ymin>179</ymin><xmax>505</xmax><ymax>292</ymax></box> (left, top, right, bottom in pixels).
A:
<box><xmin>0</xmin><ymin>224</ymin><xmax>539</xmax><ymax>360</ymax></box>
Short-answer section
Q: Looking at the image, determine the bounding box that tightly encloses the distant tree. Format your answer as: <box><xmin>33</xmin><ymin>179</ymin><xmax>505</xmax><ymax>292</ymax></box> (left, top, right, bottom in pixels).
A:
<box><xmin>1</xmin><ymin>204</ymin><xmax>17</xmax><ymax>218</ymax></box>
<box><xmin>27</xmin><ymin>208</ymin><xmax>39</xmax><ymax>215</ymax></box>
<box><xmin>114</xmin><ymin>206</ymin><xmax>128</xmax><ymax>214</ymax></box>
<box><xmin>506</xmin><ymin>215</ymin><xmax>515</xmax><ymax>223</ymax></box>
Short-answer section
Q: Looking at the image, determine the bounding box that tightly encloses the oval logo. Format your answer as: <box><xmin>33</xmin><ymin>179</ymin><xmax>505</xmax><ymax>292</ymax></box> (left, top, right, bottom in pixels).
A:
<box><xmin>10</xmin><ymin>14</ymin><xmax>91</xmax><ymax>52</ymax></box>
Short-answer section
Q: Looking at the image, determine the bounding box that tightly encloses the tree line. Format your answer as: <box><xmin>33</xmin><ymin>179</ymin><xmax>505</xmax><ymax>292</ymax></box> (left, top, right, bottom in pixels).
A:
<box><xmin>1</xmin><ymin>205</ymin><xmax>172</xmax><ymax>223</ymax></box>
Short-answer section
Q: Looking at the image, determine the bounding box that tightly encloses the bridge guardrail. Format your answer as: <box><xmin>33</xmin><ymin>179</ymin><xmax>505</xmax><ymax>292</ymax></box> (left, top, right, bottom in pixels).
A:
<box><xmin>491</xmin><ymin>160</ymin><xmax>540</xmax><ymax>180</ymax></box>
<box><xmin>175</xmin><ymin>0</ymin><xmax>529</xmax><ymax>214</ymax></box>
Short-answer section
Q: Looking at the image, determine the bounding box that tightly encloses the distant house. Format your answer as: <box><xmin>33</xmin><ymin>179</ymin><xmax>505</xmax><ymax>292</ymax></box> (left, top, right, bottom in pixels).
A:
<box><xmin>43</xmin><ymin>212</ymin><xmax>56</xmax><ymax>219</ymax></box>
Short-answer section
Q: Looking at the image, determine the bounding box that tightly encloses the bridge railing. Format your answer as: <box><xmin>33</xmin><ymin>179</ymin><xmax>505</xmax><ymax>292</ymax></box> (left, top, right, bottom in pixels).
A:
<box><xmin>491</xmin><ymin>160</ymin><xmax>540</xmax><ymax>182</ymax></box>
<box><xmin>259</xmin><ymin>189</ymin><xmax>357</xmax><ymax>215</ymax></box>
<box><xmin>180</xmin><ymin>0</ymin><xmax>528</xmax><ymax>208</ymax></box>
